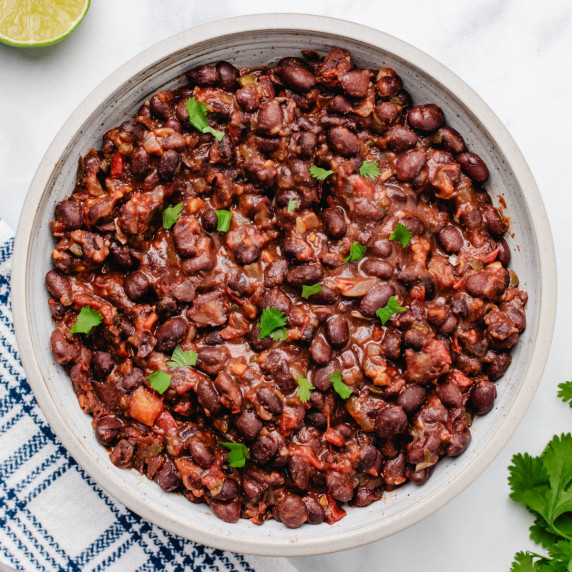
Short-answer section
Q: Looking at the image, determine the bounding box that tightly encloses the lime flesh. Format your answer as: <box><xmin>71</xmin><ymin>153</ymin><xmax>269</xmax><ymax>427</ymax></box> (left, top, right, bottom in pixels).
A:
<box><xmin>0</xmin><ymin>0</ymin><xmax>90</xmax><ymax>47</ymax></box>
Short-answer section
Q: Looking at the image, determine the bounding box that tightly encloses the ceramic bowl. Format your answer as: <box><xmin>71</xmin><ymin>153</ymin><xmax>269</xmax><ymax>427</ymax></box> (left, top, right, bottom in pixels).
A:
<box><xmin>11</xmin><ymin>13</ymin><xmax>556</xmax><ymax>556</ymax></box>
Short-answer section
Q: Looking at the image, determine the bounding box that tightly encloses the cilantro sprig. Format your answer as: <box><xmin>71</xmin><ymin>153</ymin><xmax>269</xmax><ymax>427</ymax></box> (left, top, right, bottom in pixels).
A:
<box><xmin>389</xmin><ymin>222</ymin><xmax>412</xmax><ymax>248</ymax></box>
<box><xmin>376</xmin><ymin>296</ymin><xmax>406</xmax><ymax>325</ymax></box>
<box><xmin>310</xmin><ymin>166</ymin><xmax>333</xmax><ymax>181</ymax></box>
<box><xmin>147</xmin><ymin>370</ymin><xmax>172</xmax><ymax>395</ymax></box>
<box><xmin>359</xmin><ymin>160</ymin><xmax>381</xmax><ymax>180</ymax></box>
<box><xmin>342</xmin><ymin>242</ymin><xmax>367</xmax><ymax>263</ymax></box>
<box><xmin>507</xmin><ymin>387</ymin><xmax>572</xmax><ymax>570</ymax></box>
<box><xmin>168</xmin><ymin>345</ymin><xmax>198</xmax><ymax>368</ymax></box>
<box><xmin>257</xmin><ymin>307</ymin><xmax>288</xmax><ymax>340</ymax></box>
<box><xmin>301</xmin><ymin>284</ymin><xmax>323</xmax><ymax>300</ymax></box>
<box><xmin>296</xmin><ymin>376</ymin><xmax>314</xmax><ymax>403</ymax></box>
<box><xmin>287</xmin><ymin>198</ymin><xmax>298</xmax><ymax>213</ymax></box>
<box><xmin>162</xmin><ymin>202</ymin><xmax>184</xmax><ymax>230</ymax></box>
<box><xmin>185</xmin><ymin>97</ymin><xmax>225</xmax><ymax>141</ymax></box>
<box><xmin>328</xmin><ymin>371</ymin><xmax>352</xmax><ymax>399</ymax></box>
<box><xmin>70</xmin><ymin>306</ymin><xmax>103</xmax><ymax>336</ymax></box>
<box><xmin>219</xmin><ymin>442</ymin><xmax>250</xmax><ymax>468</ymax></box>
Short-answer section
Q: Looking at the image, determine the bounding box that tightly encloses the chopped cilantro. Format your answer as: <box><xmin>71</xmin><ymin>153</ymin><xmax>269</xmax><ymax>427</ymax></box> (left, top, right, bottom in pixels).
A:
<box><xmin>257</xmin><ymin>307</ymin><xmax>288</xmax><ymax>340</ymax></box>
<box><xmin>147</xmin><ymin>370</ymin><xmax>172</xmax><ymax>395</ymax></box>
<box><xmin>69</xmin><ymin>306</ymin><xmax>103</xmax><ymax>336</ymax></box>
<box><xmin>162</xmin><ymin>202</ymin><xmax>184</xmax><ymax>230</ymax></box>
<box><xmin>343</xmin><ymin>242</ymin><xmax>367</xmax><ymax>263</ymax></box>
<box><xmin>287</xmin><ymin>198</ymin><xmax>298</xmax><ymax>213</ymax></box>
<box><xmin>168</xmin><ymin>345</ymin><xmax>198</xmax><ymax>368</ymax></box>
<box><xmin>557</xmin><ymin>382</ymin><xmax>572</xmax><ymax>408</ymax></box>
<box><xmin>296</xmin><ymin>377</ymin><xmax>314</xmax><ymax>403</ymax></box>
<box><xmin>185</xmin><ymin>97</ymin><xmax>225</xmax><ymax>141</ymax></box>
<box><xmin>389</xmin><ymin>222</ymin><xmax>412</xmax><ymax>248</ymax></box>
<box><xmin>215</xmin><ymin>209</ymin><xmax>232</xmax><ymax>232</ymax></box>
<box><xmin>375</xmin><ymin>296</ymin><xmax>406</xmax><ymax>325</ymax></box>
<box><xmin>359</xmin><ymin>160</ymin><xmax>381</xmax><ymax>180</ymax></box>
<box><xmin>219</xmin><ymin>442</ymin><xmax>250</xmax><ymax>468</ymax></box>
<box><xmin>310</xmin><ymin>165</ymin><xmax>333</xmax><ymax>180</ymax></box>
<box><xmin>301</xmin><ymin>284</ymin><xmax>323</xmax><ymax>300</ymax></box>
<box><xmin>328</xmin><ymin>371</ymin><xmax>352</xmax><ymax>399</ymax></box>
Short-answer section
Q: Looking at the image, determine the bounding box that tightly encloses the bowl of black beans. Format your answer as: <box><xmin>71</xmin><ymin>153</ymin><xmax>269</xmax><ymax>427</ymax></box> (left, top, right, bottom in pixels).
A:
<box><xmin>11</xmin><ymin>13</ymin><xmax>556</xmax><ymax>556</ymax></box>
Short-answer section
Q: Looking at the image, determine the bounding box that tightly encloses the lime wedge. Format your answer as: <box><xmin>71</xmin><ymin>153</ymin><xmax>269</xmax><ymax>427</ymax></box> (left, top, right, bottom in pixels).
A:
<box><xmin>0</xmin><ymin>0</ymin><xmax>90</xmax><ymax>47</ymax></box>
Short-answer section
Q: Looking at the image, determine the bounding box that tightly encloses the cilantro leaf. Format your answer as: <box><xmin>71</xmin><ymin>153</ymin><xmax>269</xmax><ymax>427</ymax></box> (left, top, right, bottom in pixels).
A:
<box><xmin>530</xmin><ymin>518</ymin><xmax>559</xmax><ymax>551</ymax></box>
<box><xmin>509</xmin><ymin>552</ymin><xmax>536</xmax><ymax>572</ymax></box>
<box><xmin>185</xmin><ymin>97</ymin><xmax>225</xmax><ymax>141</ymax></box>
<box><xmin>168</xmin><ymin>345</ymin><xmax>198</xmax><ymax>368</ymax></box>
<box><xmin>269</xmin><ymin>328</ymin><xmax>288</xmax><ymax>341</ymax></box>
<box><xmin>147</xmin><ymin>370</ymin><xmax>172</xmax><ymax>395</ymax></box>
<box><xmin>376</xmin><ymin>296</ymin><xmax>406</xmax><ymax>325</ymax></box>
<box><xmin>301</xmin><ymin>284</ymin><xmax>323</xmax><ymax>299</ymax></box>
<box><xmin>359</xmin><ymin>160</ymin><xmax>381</xmax><ymax>180</ymax></box>
<box><xmin>70</xmin><ymin>306</ymin><xmax>103</xmax><ymax>336</ymax></box>
<box><xmin>162</xmin><ymin>202</ymin><xmax>184</xmax><ymax>230</ymax></box>
<box><xmin>257</xmin><ymin>307</ymin><xmax>288</xmax><ymax>339</ymax></box>
<box><xmin>215</xmin><ymin>209</ymin><xmax>232</xmax><ymax>232</ymax></box>
<box><xmin>558</xmin><ymin>382</ymin><xmax>572</xmax><ymax>408</ymax></box>
<box><xmin>389</xmin><ymin>222</ymin><xmax>412</xmax><ymax>248</ymax></box>
<box><xmin>342</xmin><ymin>242</ymin><xmax>367</xmax><ymax>263</ymax></box>
<box><xmin>310</xmin><ymin>165</ymin><xmax>333</xmax><ymax>181</ymax></box>
<box><xmin>328</xmin><ymin>371</ymin><xmax>352</xmax><ymax>399</ymax></box>
<box><xmin>296</xmin><ymin>376</ymin><xmax>314</xmax><ymax>403</ymax></box>
<box><xmin>219</xmin><ymin>442</ymin><xmax>250</xmax><ymax>468</ymax></box>
<box><xmin>287</xmin><ymin>199</ymin><xmax>298</xmax><ymax>213</ymax></box>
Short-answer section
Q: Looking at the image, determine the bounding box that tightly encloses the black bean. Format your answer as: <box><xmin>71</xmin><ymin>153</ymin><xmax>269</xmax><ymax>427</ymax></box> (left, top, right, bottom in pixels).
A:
<box><xmin>208</xmin><ymin>500</ymin><xmax>241</xmax><ymax>523</ymax></box>
<box><xmin>150</xmin><ymin>92</ymin><xmax>173</xmax><ymax>119</ymax></box>
<box><xmin>92</xmin><ymin>352</ymin><xmax>114</xmax><ymax>380</ymax></box>
<box><xmin>438</xmin><ymin>126</ymin><xmax>467</xmax><ymax>155</ymax></box>
<box><xmin>261</xmin><ymin>287</ymin><xmax>291</xmax><ymax>316</ymax></box>
<box><xmin>251</xmin><ymin>434</ymin><xmax>279</xmax><ymax>465</ymax></box>
<box><xmin>482</xmin><ymin>204</ymin><xmax>506</xmax><ymax>236</ymax></box>
<box><xmin>384</xmin><ymin>125</ymin><xmax>419</xmax><ymax>152</ymax></box>
<box><xmin>216</xmin><ymin>61</ymin><xmax>239</xmax><ymax>90</ymax></box>
<box><xmin>195</xmin><ymin>380</ymin><xmax>222</xmax><ymax>415</ymax></box>
<box><xmin>400</xmin><ymin>216</ymin><xmax>424</xmax><ymax>236</ymax></box>
<box><xmin>158</xmin><ymin>149</ymin><xmax>180</xmax><ymax>180</ymax></box>
<box><xmin>358</xmin><ymin>444</ymin><xmax>382</xmax><ymax>472</ymax></box>
<box><xmin>303</xmin><ymin>497</ymin><xmax>325</xmax><ymax>524</ymax></box>
<box><xmin>381</xmin><ymin>329</ymin><xmax>402</xmax><ymax>360</ymax></box>
<box><xmin>286</xmin><ymin>264</ymin><xmax>324</xmax><ymax>286</ymax></box>
<box><xmin>214</xmin><ymin>477</ymin><xmax>239</xmax><ymax>502</ymax></box>
<box><xmin>470</xmin><ymin>381</ymin><xmax>497</xmax><ymax>414</ymax></box>
<box><xmin>277</xmin><ymin>494</ymin><xmax>308</xmax><ymax>529</ymax></box>
<box><xmin>308</xmin><ymin>286</ymin><xmax>338</xmax><ymax>305</ymax></box>
<box><xmin>95</xmin><ymin>415</ymin><xmax>123</xmax><ymax>446</ymax></box>
<box><xmin>236</xmin><ymin>85</ymin><xmax>259</xmax><ymax>111</ymax></box>
<box><xmin>280</xmin><ymin>61</ymin><xmax>316</xmax><ymax>92</ymax></box>
<box><xmin>249</xmin><ymin>325</ymin><xmax>273</xmax><ymax>352</ymax></box>
<box><xmin>187</xmin><ymin>64</ymin><xmax>218</xmax><ymax>86</ymax></box>
<box><xmin>155</xmin><ymin>317</ymin><xmax>188</xmax><ymax>351</ymax></box>
<box><xmin>121</xmin><ymin>368</ymin><xmax>145</xmax><ymax>392</ymax></box>
<box><xmin>328</xmin><ymin>95</ymin><xmax>352</xmax><ymax>115</ymax></box>
<box><xmin>109</xmin><ymin>241</ymin><xmax>136</xmax><ymax>270</ymax></box>
<box><xmin>296</xmin><ymin>132</ymin><xmax>317</xmax><ymax>158</ymax></box>
<box><xmin>407</xmin><ymin>104</ymin><xmax>445</xmax><ymax>133</ymax></box>
<box><xmin>397</xmin><ymin>384</ymin><xmax>427</xmax><ymax>414</ymax></box>
<box><xmin>55</xmin><ymin>200</ymin><xmax>84</xmax><ymax>230</ymax></box>
<box><xmin>370</xmin><ymin>239</ymin><xmax>392</xmax><ymax>258</ymax></box>
<box><xmin>497</xmin><ymin>238</ymin><xmax>511</xmax><ymax>266</ymax></box>
<box><xmin>437</xmin><ymin>382</ymin><xmax>463</xmax><ymax>408</ymax></box>
<box><xmin>376</xmin><ymin>68</ymin><xmax>402</xmax><ymax>97</ymax></box>
<box><xmin>189</xmin><ymin>439</ymin><xmax>214</xmax><ymax>468</ymax></box>
<box><xmin>233</xmin><ymin>243</ymin><xmax>260</xmax><ymax>266</ymax></box>
<box><xmin>123</xmin><ymin>271</ymin><xmax>151</xmax><ymax>301</ymax></box>
<box><xmin>327</xmin><ymin>126</ymin><xmax>359</xmax><ymax>157</ymax></box>
<box><xmin>326</xmin><ymin>471</ymin><xmax>354</xmax><ymax>502</ymax></box>
<box><xmin>155</xmin><ymin>459</ymin><xmax>181</xmax><ymax>492</ymax></box>
<box><xmin>374</xmin><ymin>405</ymin><xmax>408</xmax><ymax>438</ymax></box>
<box><xmin>361</xmin><ymin>258</ymin><xmax>393</xmax><ymax>279</ymax></box>
<box><xmin>257</xmin><ymin>99</ymin><xmax>282</xmax><ymax>135</ymax></box>
<box><xmin>487</xmin><ymin>351</ymin><xmax>512</xmax><ymax>380</ymax></box>
<box><xmin>234</xmin><ymin>410</ymin><xmax>263</xmax><ymax>441</ymax></box>
<box><xmin>50</xmin><ymin>330</ymin><xmax>80</xmax><ymax>364</ymax></box>
<box><xmin>395</xmin><ymin>150</ymin><xmax>427</xmax><ymax>182</ymax></box>
<box><xmin>256</xmin><ymin>386</ymin><xmax>283</xmax><ymax>415</ymax></box>
<box><xmin>203</xmin><ymin>331</ymin><xmax>224</xmax><ymax>346</ymax></box>
<box><xmin>45</xmin><ymin>270</ymin><xmax>71</xmax><ymax>301</ymax></box>
<box><xmin>201</xmin><ymin>208</ymin><xmax>218</xmax><ymax>232</ymax></box>
<box><xmin>359</xmin><ymin>284</ymin><xmax>395</xmax><ymax>317</ymax></box>
<box><xmin>322</xmin><ymin>207</ymin><xmax>347</xmax><ymax>239</ymax></box>
<box><xmin>197</xmin><ymin>346</ymin><xmax>230</xmax><ymax>376</ymax></box>
<box><xmin>457</xmin><ymin>152</ymin><xmax>490</xmax><ymax>183</ymax></box>
<box><xmin>264</xmin><ymin>258</ymin><xmax>289</xmax><ymax>288</ymax></box>
<box><xmin>340</xmin><ymin>69</ymin><xmax>370</xmax><ymax>98</ymax></box>
<box><xmin>408</xmin><ymin>466</ymin><xmax>434</xmax><ymax>485</ymax></box>
<box><xmin>309</xmin><ymin>335</ymin><xmax>331</xmax><ymax>365</ymax></box>
<box><xmin>438</xmin><ymin>225</ymin><xmax>464</xmax><ymax>253</ymax></box>
<box><xmin>325</xmin><ymin>316</ymin><xmax>350</xmax><ymax>348</ymax></box>
<box><xmin>110</xmin><ymin>439</ymin><xmax>134</xmax><ymax>468</ymax></box>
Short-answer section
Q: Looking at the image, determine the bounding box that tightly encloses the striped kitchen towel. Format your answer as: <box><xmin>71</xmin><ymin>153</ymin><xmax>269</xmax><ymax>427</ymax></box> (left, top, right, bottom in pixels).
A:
<box><xmin>0</xmin><ymin>220</ymin><xmax>296</xmax><ymax>572</ymax></box>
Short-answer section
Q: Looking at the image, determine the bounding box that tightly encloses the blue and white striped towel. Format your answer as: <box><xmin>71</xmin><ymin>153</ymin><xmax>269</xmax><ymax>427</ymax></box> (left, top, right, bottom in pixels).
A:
<box><xmin>0</xmin><ymin>220</ymin><xmax>297</xmax><ymax>572</ymax></box>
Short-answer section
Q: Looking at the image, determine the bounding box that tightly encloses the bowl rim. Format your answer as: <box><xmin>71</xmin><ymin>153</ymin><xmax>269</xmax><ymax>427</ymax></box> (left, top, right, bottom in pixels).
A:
<box><xmin>10</xmin><ymin>13</ymin><xmax>557</xmax><ymax>557</ymax></box>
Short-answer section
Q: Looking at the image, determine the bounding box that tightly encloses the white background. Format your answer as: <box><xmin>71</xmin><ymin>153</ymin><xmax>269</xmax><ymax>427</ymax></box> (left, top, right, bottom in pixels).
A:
<box><xmin>1</xmin><ymin>1</ymin><xmax>571</xmax><ymax>570</ymax></box>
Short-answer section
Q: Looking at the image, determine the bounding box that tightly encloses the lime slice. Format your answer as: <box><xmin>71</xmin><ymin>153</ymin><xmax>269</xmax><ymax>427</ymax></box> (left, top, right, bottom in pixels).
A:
<box><xmin>0</xmin><ymin>0</ymin><xmax>90</xmax><ymax>47</ymax></box>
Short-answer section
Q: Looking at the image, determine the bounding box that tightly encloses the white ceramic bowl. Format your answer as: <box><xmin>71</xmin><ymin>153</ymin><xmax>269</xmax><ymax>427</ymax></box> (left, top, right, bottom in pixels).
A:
<box><xmin>11</xmin><ymin>14</ymin><xmax>556</xmax><ymax>556</ymax></box>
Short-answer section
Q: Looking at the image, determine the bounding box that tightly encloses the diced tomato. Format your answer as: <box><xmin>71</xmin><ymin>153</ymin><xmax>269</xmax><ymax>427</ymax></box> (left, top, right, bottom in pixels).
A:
<box><xmin>129</xmin><ymin>386</ymin><xmax>163</xmax><ymax>426</ymax></box>
<box><xmin>447</xmin><ymin>369</ymin><xmax>474</xmax><ymax>389</ymax></box>
<box><xmin>324</xmin><ymin>428</ymin><xmax>345</xmax><ymax>447</ymax></box>
<box><xmin>110</xmin><ymin>152</ymin><xmax>124</xmax><ymax>178</ymax></box>
<box><xmin>325</xmin><ymin>493</ymin><xmax>347</xmax><ymax>524</ymax></box>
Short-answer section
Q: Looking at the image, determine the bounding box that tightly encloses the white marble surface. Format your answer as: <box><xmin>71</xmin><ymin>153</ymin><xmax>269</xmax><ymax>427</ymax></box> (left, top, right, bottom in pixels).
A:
<box><xmin>1</xmin><ymin>1</ymin><xmax>571</xmax><ymax>570</ymax></box>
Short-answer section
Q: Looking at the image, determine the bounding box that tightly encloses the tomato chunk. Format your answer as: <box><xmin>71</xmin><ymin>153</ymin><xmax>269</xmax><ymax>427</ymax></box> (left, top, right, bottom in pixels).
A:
<box><xmin>129</xmin><ymin>386</ymin><xmax>163</xmax><ymax>426</ymax></box>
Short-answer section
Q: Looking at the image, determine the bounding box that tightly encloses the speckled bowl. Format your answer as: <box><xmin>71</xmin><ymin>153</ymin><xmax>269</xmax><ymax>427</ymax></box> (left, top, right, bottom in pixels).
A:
<box><xmin>11</xmin><ymin>13</ymin><xmax>556</xmax><ymax>556</ymax></box>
